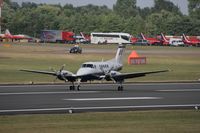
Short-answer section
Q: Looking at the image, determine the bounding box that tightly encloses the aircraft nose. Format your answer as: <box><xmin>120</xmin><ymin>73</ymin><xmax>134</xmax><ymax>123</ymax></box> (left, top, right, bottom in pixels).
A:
<box><xmin>76</xmin><ymin>68</ymin><xmax>92</xmax><ymax>76</ymax></box>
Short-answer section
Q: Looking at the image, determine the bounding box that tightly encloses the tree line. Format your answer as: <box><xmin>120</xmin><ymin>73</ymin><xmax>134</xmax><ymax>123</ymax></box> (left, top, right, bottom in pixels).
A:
<box><xmin>2</xmin><ymin>0</ymin><xmax>200</xmax><ymax>38</ymax></box>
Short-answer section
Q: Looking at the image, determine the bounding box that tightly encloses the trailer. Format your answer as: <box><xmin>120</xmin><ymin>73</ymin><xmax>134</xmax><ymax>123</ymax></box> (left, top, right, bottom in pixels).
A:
<box><xmin>40</xmin><ymin>30</ymin><xmax>75</xmax><ymax>43</ymax></box>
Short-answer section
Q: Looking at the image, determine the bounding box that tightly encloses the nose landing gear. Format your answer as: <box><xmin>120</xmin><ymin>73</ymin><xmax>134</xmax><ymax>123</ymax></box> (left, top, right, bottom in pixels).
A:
<box><xmin>69</xmin><ymin>82</ymin><xmax>81</xmax><ymax>91</ymax></box>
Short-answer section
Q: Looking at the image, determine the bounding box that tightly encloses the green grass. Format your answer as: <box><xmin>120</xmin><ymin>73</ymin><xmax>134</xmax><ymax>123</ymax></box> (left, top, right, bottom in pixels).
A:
<box><xmin>0</xmin><ymin>43</ymin><xmax>200</xmax><ymax>83</ymax></box>
<box><xmin>0</xmin><ymin>110</ymin><xmax>200</xmax><ymax>133</ymax></box>
<box><xmin>0</xmin><ymin>44</ymin><xmax>200</xmax><ymax>133</ymax></box>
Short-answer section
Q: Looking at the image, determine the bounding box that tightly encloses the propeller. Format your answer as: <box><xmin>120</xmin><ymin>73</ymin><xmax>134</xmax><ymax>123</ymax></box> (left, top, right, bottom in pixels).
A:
<box><xmin>100</xmin><ymin>67</ymin><xmax>114</xmax><ymax>81</ymax></box>
<box><xmin>50</xmin><ymin>64</ymin><xmax>67</xmax><ymax>82</ymax></box>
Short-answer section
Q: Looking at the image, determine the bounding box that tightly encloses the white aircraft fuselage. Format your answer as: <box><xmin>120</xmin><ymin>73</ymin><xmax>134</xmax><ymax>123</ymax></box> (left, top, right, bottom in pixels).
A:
<box><xmin>76</xmin><ymin>45</ymin><xmax>124</xmax><ymax>82</ymax></box>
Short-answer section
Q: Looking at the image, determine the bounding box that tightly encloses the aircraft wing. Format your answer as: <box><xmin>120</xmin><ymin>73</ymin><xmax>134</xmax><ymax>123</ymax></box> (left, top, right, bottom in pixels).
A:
<box><xmin>112</xmin><ymin>70</ymin><xmax>169</xmax><ymax>81</ymax></box>
<box><xmin>20</xmin><ymin>69</ymin><xmax>57</xmax><ymax>76</ymax></box>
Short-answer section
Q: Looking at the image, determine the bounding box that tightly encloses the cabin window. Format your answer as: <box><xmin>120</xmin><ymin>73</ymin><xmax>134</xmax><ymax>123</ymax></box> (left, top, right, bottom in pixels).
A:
<box><xmin>121</xmin><ymin>35</ymin><xmax>129</xmax><ymax>41</ymax></box>
<box><xmin>82</xmin><ymin>64</ymin><xmax>94</xmax><ymax>68</ymax></box>
<box><xmin>93</xmin><ymin>34</ymin><xmax>120</xmax><ymax>38</ymax></box>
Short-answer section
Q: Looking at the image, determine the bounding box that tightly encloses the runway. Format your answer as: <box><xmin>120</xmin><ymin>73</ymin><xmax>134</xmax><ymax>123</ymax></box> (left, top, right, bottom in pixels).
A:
<box><xmin>0</xmin><ymin>83</ymin><xmax>200</xmax><ymax>115</ymax></box>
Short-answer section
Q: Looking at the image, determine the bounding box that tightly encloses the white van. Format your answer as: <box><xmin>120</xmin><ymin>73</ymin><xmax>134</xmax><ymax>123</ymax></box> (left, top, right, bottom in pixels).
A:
<box><xmin>169</xmin><ymin>38</ymin><xmax>185</xmax><ymax>47</ymax></box>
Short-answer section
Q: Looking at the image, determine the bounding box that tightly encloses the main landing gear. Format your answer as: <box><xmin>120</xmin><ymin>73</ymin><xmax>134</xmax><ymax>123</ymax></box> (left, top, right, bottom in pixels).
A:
<box><xmin>117</xmin><ymin>82</ymin><xmax>124</xmax><ymax>91</ymax></box>
<box><xmin>118</xmin><ymin>85</ymin><xmax>123</xmax><ymax>91</ymax></box>
<box><xmin>69</xmin><ymin>82</ymin><xmax>80</xmax><ymax>91</ymax></box>
<box><xmin>69</xmin><ymin>85</ymin><xmax>80</xmax><ymax>91</ymax></box>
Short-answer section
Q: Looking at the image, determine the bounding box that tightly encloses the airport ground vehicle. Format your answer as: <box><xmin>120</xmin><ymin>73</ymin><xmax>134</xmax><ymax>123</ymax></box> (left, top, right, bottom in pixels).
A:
<box><xmin>134</xmin><ymin>39</ymin><xmax>149</xmax><ymax>46</ymax></box>
<box><xmin>69</xmin><ymin>45</ymin><xmax>82</xmax><ymax>54</ymax></box>
<box><xmin>40</xmin><ymin>30</ymin><xmax>75</xmax><ymax>43</ymax></box>
<box><xmin>169</xmin><ymin>38</ymin><xmax>185</xmax><ymax>47</ymax></box>
<box><xmin>90</xmin><ymin>32</ymin><xmax>131</xmax><ymax>44</ymax></box>
<box><xmin>75</xmin><ymin>35</ymin><xmax>90</xmax><ymax>44</ymax></box>
<box><xmin>160</xmin><ymin>33</ymin><xmax>185</xmax><ymax>46</ymax></box>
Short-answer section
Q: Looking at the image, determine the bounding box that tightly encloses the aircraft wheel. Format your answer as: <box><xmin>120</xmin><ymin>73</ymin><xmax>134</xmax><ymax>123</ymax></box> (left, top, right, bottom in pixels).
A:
<box><xmin>77</xmin><ymin>85</ymin><xmax>80</xmax><ymax>91</ymax></box>
<box><xmin>118</xmin><ymin>86</ymin><xmax>123</xmax><ymax>91</ymax></box>
<box><xmin>70</xmin><ymin>86</ymin><xmax>75</xmax><ymax>91</ymax></box>
<box><xmin>69</xmin><ymin>86</ymin><xmax>72</xmax><ymax>91</ymax></box>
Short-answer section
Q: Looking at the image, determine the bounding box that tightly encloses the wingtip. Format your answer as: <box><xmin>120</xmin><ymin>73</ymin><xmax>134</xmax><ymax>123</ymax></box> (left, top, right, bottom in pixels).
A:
<box><xmin>167</xmin><ymin>69</ymin><xmax>172</xmax><ymax>72</ymax></box>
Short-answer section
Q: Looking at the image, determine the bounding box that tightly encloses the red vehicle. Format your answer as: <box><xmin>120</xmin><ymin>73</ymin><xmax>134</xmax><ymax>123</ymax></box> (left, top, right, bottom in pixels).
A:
<box><xmin>182</xmin><ymin>34</ymin><xmax>200</xmax><ymax>46</ymax></box>
<box><xmin>0</xmin><ymin>29</ymin><xmax>30</xmax><ymax>40</ymax></box>
<box><xmin>130</xmin><ymin>36</ymin><xmax>138</xmax><ymax>44</ymax></box>
<box><xmin>140</xmin><ymin>33</ymin><xmax>161</xmax><ymax>45</ymax></box>
<box><xmin>62</xmin><ymin>31</ymin><xmax>75</xmax><ymax>43</ymax></box>
<box><xmin>160</xmin><ymin>33</ymin><xmax>170</xmax><ymax>46</ymax></box>
<box><xmin>41</xmin><ymin>30</ymin><xmax>75</xmax><ymax>43</ymax></box>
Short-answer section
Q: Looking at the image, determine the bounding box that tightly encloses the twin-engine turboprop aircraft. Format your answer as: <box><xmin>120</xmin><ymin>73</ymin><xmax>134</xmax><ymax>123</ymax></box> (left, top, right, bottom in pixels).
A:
<box><xmin>20</xmin><ymin>44</ymin><xmax>168</xmax><ymax>91</ymax></box>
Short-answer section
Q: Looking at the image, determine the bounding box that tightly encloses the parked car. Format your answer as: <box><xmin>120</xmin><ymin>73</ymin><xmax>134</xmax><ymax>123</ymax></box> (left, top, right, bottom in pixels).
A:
<box><xmin>169</xmin><ymin>38</ymin><xmax>185</xmax><ymax>47</ymax></box>
<box><xmin>134</xmin><ymin>39</ymin><xmax>149</xmax><ymax>46</ymax></box>
<box><xmin>69</xmin><ymin>45</ymin><xmax>82</xmax><ymax>54</ymax></box>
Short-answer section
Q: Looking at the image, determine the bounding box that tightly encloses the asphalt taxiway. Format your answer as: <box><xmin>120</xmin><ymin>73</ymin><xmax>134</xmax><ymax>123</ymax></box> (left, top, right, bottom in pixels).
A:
<box><xmin>0</xmin><ymin>83</ymin><xmax>200</xmax><ymax>115</ymax></box>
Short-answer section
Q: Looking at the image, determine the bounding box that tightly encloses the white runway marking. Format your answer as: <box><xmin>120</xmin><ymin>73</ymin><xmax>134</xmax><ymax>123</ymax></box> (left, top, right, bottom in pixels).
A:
<box><xmin>157</xmin><ymin>89</ymin><xmax>200</xmax><ymax>92</ymax></box>
<box><xmin>64</xmin><ymin>97</ymin><xmax>162</xmax><ymax>101</ymax></box>
<box><xmin>0</xmin><ymin>91</ymin><xmax>99</xmax><ymax>95</ymax></box>
<box><xmin>0</xmin><ymin>104</ymin><xmax>199</xmax><ymax>113</ymax></box>
<box><xmin>0</xmin><ymin>82</ymin><xmax>199</xmax><ymax>88</ymax></box>
<box><xmin>0</xmin><ymin>85</ymin><xmax>67</xmax><ymax>88</ymax></box>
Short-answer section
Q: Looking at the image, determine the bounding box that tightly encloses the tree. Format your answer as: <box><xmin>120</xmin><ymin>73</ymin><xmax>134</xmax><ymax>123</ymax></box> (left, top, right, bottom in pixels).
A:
<box><xmin>100</xmin><ymin>13</ymin><xmax>124</xmax><ymax>32</ymax></box>
<box><xmin>21</xmin><ymin>2</ymin><xmax>37</xmax><ymax>9</ymax></box>
<box><xmin>188</xmin><ymin>0</ymin><xmax>200</xmax><ymax>19</ymax></box>
<box><xmin>123</xmin><ymin>15</ymin><xmax>144</xmax><ymax>35</ymax></box>
<box><xmin>153</xmin><ymin>0</ymin><xmax>182</xmax><ymax>15</ymax></box>
<box><xmin>169</xmin><ymin>16</ymin><xmax>200</xmax><ymax>35</ymax></box>
<box><xmin>113</xmin><ymin>0</ymin><xmax>137</xmax><ymax>17</ymax></box>
<box><xmin>3</xmin><ymin>0</ymin><xmax>11</xmax><ymax>5</ymax></box>
<box><xmin>145</xmin><ymin>10</ymin><xmax>181</xmax><ymax>35</ymax></box>
<box><xmin>1</xmin><ymin>0</ymin><xmax>198</xmax><ymax>38</ymax></box>
<box><xmin>1</xmin><ymin>2</ymin><xmax>15</xmax><ymax>32</ymax></box>
<box><xmin>10</xmin><ymin>2</ymin><xmax>20</xmax><ymax>10</ymax></box>
<box><xmin>137</xmin><ymin>7</ymin><xmax>152</xmax><ymax>19</ymax></box>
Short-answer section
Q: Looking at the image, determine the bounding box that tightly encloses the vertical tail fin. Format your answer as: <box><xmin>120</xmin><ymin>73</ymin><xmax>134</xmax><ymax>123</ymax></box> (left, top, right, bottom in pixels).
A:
<box><xmin>140</xmin><ymin>33</ymin><xmax>146</xmax><ymax>40</ymax></box>
<box><xmin>161</xmin><ymin>33</ymin><xmax>168</xmax><ymax>42</ymax></box>
<box><xmin>182</xmin><ymin>34</ymin><xmax>189</xmax><ymax>42</ymax></box>
<box><xmin>80</xmin><ymin>32</ymin><xmax>85</xmax><ymax>39</ymax></box>
<box><xmin>115</xmin><ymin>44</ymin><xmax>125</xmax><ymax>65</ymax></box>
<box><xmin>5</xmin><ymin>29</ymin><xmax>11</xmax><ymax>36</ymax></box>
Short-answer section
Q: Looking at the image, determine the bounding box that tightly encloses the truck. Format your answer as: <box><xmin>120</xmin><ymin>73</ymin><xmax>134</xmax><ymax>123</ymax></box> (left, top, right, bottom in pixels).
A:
<box><xmin>40</xmin><ymin>30</ymin><xmax>75</xmax><ymax>43</ymax></box>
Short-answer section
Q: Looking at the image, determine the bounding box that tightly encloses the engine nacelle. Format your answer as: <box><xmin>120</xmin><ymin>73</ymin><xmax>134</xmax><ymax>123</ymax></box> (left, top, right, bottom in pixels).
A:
<box><xmin>57</xmin><ymin>70</ymin><xmax>74</xmax><ymax>81</ymax></box>
<box><xmin>110</xmin><ymin>71</ymin><xmax>121</xmax><ymax>76</ymax></box>
<box><xmin>99</xmin><ymin>71</ymin><xmax>121</xmax><ymax>81</ymax></box>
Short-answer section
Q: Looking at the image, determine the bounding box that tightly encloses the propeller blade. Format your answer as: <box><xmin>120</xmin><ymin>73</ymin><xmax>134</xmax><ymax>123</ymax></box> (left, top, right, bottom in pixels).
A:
<box><xmin>60</xmin><ymin>64</ymin><xmax>66</xmax><ymax>72</ymax></box>
<box><xmin>61</xmin><ymin>75</ymin><xmax>67</xmax><ymax>82</ymax></box>
<box><xmin>49</xmin><ymin>67</ymin><xmax>56</xmax><ymax>73</ymax></box>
